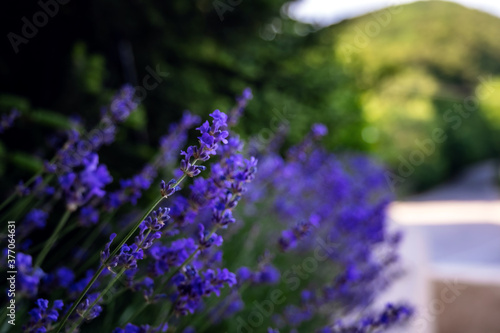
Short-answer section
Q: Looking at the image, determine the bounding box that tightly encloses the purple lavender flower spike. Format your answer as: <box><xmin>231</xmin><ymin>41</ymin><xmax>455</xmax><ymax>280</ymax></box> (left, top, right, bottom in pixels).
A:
<box><xmin>172</xmin><ymin>265</ymin><xmax>236</xmax><ymax>316</ymax></box>
<box><xmin>104</xmin><ymin>164</ymin><xmax>157</xmax><ymax>210</ymax></box>
<box><xmin>42</xmin><ymin>267</ymin><xmax>75</xmax><ymax>291</ymax></box>
<box><xmin>319</xmin><ymin>303</ymin><xmax>412</xmax><ymax>332</ymax></box>
<box><xmin>101</xmin><ymin>233</ymin><xmax>117</xmax><ymax>266</ymax></box>
<box><xmin>17</xmin><ymin>253</ymin><xmax>44</xmax><ymax>298</ymax></box>
<box><xmin>78</xmin><ymin>206</ymin><xmax>100</xmax><ymax>226</ymax></box>
<box><xmin>102</xmin><ymin>205</ymin><xmax>172</xmax><ymax>274</ymax></box>
<box><xmin>107</xmin><ymin>85</ymin><xmax>139</xmax><ymax>123</ymax></box>
<box><xmin>160</xmin><ymin>179</ymin><xmax>179</xmax><ymax>197</ymax></box>
<box><xmin>23</xmin><ymin>209</ymin><xmax>48</xmax><ymax>230</ymax></box>
<box><xmin>148</xmin><ymin>237</ymin><xmax>198</xmax><ymax>277</ymax></box>
<box><xmin>254</xmin><ymin>264</ymin><xmax>280</xmax><ymax>285</ymax></box>
<box><xmin>24</xmin><ymin>299</ymin><xmax>64</xmax><ymax>333</ymax></box>
<box><xmin>198</xmin><ymin>223</ymin><xmax>223</xmax><ymax>249</ymax></box>
<box><xmin>77</xmin><ymin>293</ymin><xmax>103</xmax><ymax>320</ymax></box>
<box><xmin>158</xmin><ymin>111</ymin><xmax>201</xmax><ymax>167</ymax></box>
<box><xmin>15</xmin><ymin>176</ymin><xmax>54</xmax><ymax>198</ymax></box>
<box><xmin>180</xmin><ymin>110</ymin><xmax>229</xmax><ymax>177</ymax></box>
<box><xmin>59</xmin><ymin>153</ymin><xmax>112</xmax><ymax>211</ymax></box>
<box><xmin>52</xmin><ymin>85</ymin><xmax>138</xmax><ymax>174</ymax></box>
<box><xmin>279</xmin><ymin>219</ymin><xmax>318</xmax><ymax>251</ymax></box>
<box><xmin>229</xmin><ymin>88</ymin><xmax>253</xmax><ymax>126</ymax></box>
<box><xmin>0</xmin><ymin>109</ymin><xmax>20</xmax><ymax>134</ymax></box>
<box><xmin>44</xmin><ymin>160</ymin><xmax>57</xmax><ymax>173</ymax></box>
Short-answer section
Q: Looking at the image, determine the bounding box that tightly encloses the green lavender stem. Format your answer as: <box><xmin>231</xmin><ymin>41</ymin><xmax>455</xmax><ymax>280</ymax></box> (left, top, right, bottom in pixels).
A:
<box><xmin>106</xmin><ymin>196</ymin><xmax>164</xmax><ymax>262</ymax></box>
<box><xmin>53</xmin><ymin>208</ymin><xmax>156</xmax><ymax>333</ymax></box>
<box><xmin>55</xmin><ymin>264</ymin><xmax>106</xmax><ymax>333</ymax></box>
<box><xmin>122</xmin><ymin>302</ymin><xmax>149</xmax><ymax>326</ymax></box>
<box><xmin>126</xmin><ymin>219</ymin><xmax>216</xmax><ymax>327</ymax></box>
<box><xmin>54</xmin><ymin>173</ymin><xmax>191</xmax><ymax>333</ymax></box>
<box><xmin>70</xmin><ymin>228</ymin><xmax>153</xmax><ymax>331</ymax></box>
<box><xmin>0</xmin><ymin>192</ymin><xmax>18</xmax><ymax>214</ymax></box>
<box><xmin>28</xmin><ymin>223</ymin><xmax>77</xmax><ymax>254</ymax></box>
<box><xmin>74</xmin><ymin>213</ymin><xmax>116</xmax><ymax>274</ymax></box>
<box><xmin>0</xmin><ymin>171</ymin><xmax>41</xmax><ymax>213</ymax></box>
<box><xmin>69</xmin><ymin>268</ymin><xmax>126</xmax><ymax>332</ymax></box>
<box><xmin>53</xmin><ymin>153</ymin><xmax>203</xmax><ymax>333</ymax></box>
<box><xmin>35</xmin><ymin>209</ymin><xmax>72</xmax><ymax>268</ymax></box>
<box><xmin>0</xmin><ymin>154</ymin><xmax>57</xmax><ymax>214</ymax></box>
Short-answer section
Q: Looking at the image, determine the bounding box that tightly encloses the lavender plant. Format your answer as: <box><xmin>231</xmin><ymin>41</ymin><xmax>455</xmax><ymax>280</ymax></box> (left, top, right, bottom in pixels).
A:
<box><xmin>0</xmin><ymin>87</ymin><xmax>411</xmax><ymax>333</ymax></box>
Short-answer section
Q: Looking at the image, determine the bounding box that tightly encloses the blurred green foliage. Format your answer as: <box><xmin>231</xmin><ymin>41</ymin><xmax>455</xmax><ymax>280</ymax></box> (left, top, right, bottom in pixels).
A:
<box><xmin>1</xmin><ymin>0</ymin><xmax>500</xmax><ymax>196</ymax></box>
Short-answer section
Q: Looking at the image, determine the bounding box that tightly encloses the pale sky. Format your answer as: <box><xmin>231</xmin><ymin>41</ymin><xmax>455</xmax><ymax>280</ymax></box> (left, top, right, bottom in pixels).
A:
<box><xmin>288</xmin><ymin>0</ymin><xmax>500</xmax><ymax>25</ymax></box>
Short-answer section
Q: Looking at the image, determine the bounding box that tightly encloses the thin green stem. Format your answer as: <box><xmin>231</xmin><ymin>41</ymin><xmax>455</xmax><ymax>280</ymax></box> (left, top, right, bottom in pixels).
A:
<box><xmin>123</xmin><ymin>302</ymin><xmax>149</xmax><ymax>325</ymax></box>
<box><xmin>142</xmin><ymin>218</ymin><xmax>214</xmax><ymax>328</ymax></box>
<box><xmin>197</xmin><ymin>300</ymin><xmax>228</xmax><ymax>333</ymax></box>
<box><xmin>71</xmin><ymin>228</ymin><xmax>152</xmax><ymax>331</ymax></box>
<box><xmin>0</xmin><ymin>193</ymin><xmax>17</xmax><ymax>214</ymax></box>
<box><xmin>0</xmin><ymin>171</ymin><xmax>42</xmax><ymax>213</ymax></box>
<box><xmin>107</xmin><ymin>196</ymin><xmax>164</xmax><ymax>261</ymax></box>
<box><xmin>154</xmin><ymin>299</ymin><xmax>176</xmax><ymax>327</ymax></box>
<box><xmin>28</xmin><ymin>223</ymin><xmax>77</xmax><ymax>254</ymax></box>
<box><xmin>35</xmin><ymin>210</ymin><xmax>72</xmax><ymax>268</ymax></box>
<box><xmin>74</xmin><ymin>213</ymin><xmax>115</xmax><ymax>274</ymax></box>
<box><xmin>69</xmin><ymin>268</ymin><xmax>126</xmax><ymax>332</ymax></box>
<box><xmin>191</xmin><ymin>294</ymin><xmax>227</xmax><ymax>332</ymax></box>
<box><xmin>186</xmin><ymin>283</ymin><xmax>249</xmax><ymax>333</ymax></box>
<box><xmin>0</xmin><ymin>308</ymin><xmax>9</xmax><ymax>332</ymax></box>
<box><xmin>55</xmin><ymin>171</ymin><xmax>194</xmax><ymax>332</ymax></box>
<box><xmin>55</xmin><ymin>264</ymin><xmax>106</xmax><ymax>333</ymax></box>
<box><xmin>103</xmin><ymin>291</ymin><xmax>116</xmax><ymax>332</ymax></box>
<box><xmin>102</xmin><ymin>286</ymin><xmax>128</xmax><ymax>305</ymax></box>
<box><xmin>2</xmin><ymin>175</ymin><xmax>56</xmax><ymax>234</ymax></box>
<box><xmin>1</xmin><ymin>196</ymin><xmax>34</xmax><ymax>229</ymax></box>
<box><xmin>106</xmin><ymin>171</ymin><xmax>191</xmax><ymax>265</ymax></box>
<box><xmin>137</xmin><ymin>229</ymin><xmax>152</xmax><ymax>251</ymax></box>
<box><xmin>165</xmin><ymin>304</ymin><xmax>177</xmax><ymax>323</ymax></box>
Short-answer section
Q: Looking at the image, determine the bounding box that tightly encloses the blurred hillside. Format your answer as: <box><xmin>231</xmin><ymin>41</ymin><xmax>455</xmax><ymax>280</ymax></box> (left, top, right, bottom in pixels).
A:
<box><xmin>326</xmin><ymin>0</ymin><xmax>500</xmax><ymax>192</ymax></box>
<box><xmin>1</xmin><ymin>0</ymin><xmax>499</xmax><ymax>196</ymax></box>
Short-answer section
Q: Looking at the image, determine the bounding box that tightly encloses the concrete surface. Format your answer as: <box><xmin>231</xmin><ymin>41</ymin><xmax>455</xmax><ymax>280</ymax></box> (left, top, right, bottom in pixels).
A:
<box><xmin>384</xmin><ymin>160</ymin><xmax>500</xmax><ymax>333</ymax></box>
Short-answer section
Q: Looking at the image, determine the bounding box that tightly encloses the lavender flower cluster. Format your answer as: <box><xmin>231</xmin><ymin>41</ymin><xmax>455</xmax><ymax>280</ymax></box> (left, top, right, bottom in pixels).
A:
<box><xmin>0</xmin><ymin>87</ymin><xmax>411</xmax><ymax>333</ymax></box>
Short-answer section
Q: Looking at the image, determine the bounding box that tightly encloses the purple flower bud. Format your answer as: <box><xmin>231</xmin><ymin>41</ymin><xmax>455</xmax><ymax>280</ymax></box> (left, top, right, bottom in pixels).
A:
<box><xmin>311</xmin><ymin>123</ymin><xmax>328</xmax><ymax>137</ymax></box>
<box><xmin>26</xmin><ymin>299</ymin><xmax>64</xmax><ymax>332</ymax></box>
